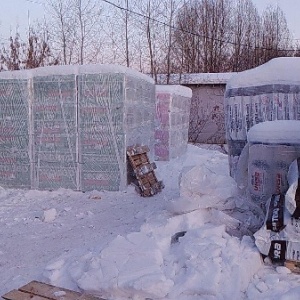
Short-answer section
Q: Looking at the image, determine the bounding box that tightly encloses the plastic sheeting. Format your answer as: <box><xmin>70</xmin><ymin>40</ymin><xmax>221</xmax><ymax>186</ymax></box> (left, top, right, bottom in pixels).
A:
<box><xmin>0</xmin><ymin>65</ymin><xmax>155</xmax><ymax>191</ymax></box>
<box><xmin>0</xmin><ymin>78</ymin><xmax>30</xmax><ymax>188</ymax></box>
<box><xmin>246</xmin><ymin>121</ymin><xmax>300</xmax><ymax>210</ymax></box>
<box><xmin>155</xmin><ymin>85</ymin><xmax>192</xmax><ymax>161</ymax></box>
<box><xmin>224</xmin><ymin>58</ymin><xmax>300</xmax><ymax>177</ymax></box>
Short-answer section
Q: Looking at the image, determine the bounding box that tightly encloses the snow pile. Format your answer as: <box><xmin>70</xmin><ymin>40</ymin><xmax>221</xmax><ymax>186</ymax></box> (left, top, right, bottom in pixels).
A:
<box><xmin>246</xmin><ymin>266</ymin><xmax>300</xmax><ymax>300</ymax></box>
<box><xmin>42</xmin><ymin>146</ymin><xmax>262</xmax><ymax>299</ymax></box>
<box><xmin>43</xmin><ymin>209</ymin><xmax>262</xmax><ymax>300</ymax></box>
<box><xmin>171</xmin><ymin>164</ymin><xmax>237</xmax><ymax>213</ymax></box>
<box><xmin>2</xmin><ymin>144</ymin><xmax>300</xmax><ymax>299</ymax></box>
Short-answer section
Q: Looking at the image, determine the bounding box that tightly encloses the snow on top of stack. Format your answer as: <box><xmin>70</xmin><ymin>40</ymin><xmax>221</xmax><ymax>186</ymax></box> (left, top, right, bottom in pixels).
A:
<box><xmin>0</xmin><ymin>64</ymin><xmax>154</xmax><ymax>83</ymax></box>
<box><xmin>227</xmin><ymin>57</ymin><xmax>300</xmax><ymax>89</ymax></box>
<box><xmin>247</xmin><ymin>120</ymin><xmax>300</xmax><ymax>144</ymax></box>
<box><xmin>79</xmin><ymin>64</ymin><xmax>154</xmax><ymax>83</ymax></box>
<box><xmin>0</xmin><ymin>69</ymin><xmax>31</xmax><ymax>79</ymax></box>
<box><xmin>156</xmin><ymin>84</ymin><xmax>192</xmax><ymax>98</ymax></box>
<box><xmin>157</xmin><ymin>72</ymin><xmax>235</xmax><ymax>85</ymax></box>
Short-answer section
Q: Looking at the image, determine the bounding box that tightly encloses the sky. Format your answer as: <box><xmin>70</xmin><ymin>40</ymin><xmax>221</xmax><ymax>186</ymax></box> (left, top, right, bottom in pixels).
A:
<box><xmin>253</xmin><ymin>0</ymin><xmax>300</xmax><ymax>41</ymax></box>
<box><xmin>0</xmin><ymin>0</ymin><xmax>300</xmax><ymax>42</ymax></box>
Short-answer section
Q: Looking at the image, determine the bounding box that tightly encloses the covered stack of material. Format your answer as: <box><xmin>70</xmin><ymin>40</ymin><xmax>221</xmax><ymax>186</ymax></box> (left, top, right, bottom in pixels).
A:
<box><xmin>254</xmin><ymin>158</ymin><xmax>300</xmax><ymax>269</ymax></box>
<box><xmin>32</xmin><ymin>73</ymin><xmax>78</xmax><ymax>191</ymax></box>
<box><xmin>155</xmin><ymin>85</ymin><xmax>192</xmax><ymax>161</ymax></box>
<box><xmin>224</xmin><ymin>57</ymin><xmax>300</xmax><ymax>178</ymax></box>
<box><xmin>77</xmin><ymin>66</ymin><xmax>155</xmax><ymax>192</ymax></box>
<box><xmin>245</xmin><ymin>120</ymin><xmax>300</xmax><ymax>211</ymax></box>
<box><xmin>0</xmin><ymin>64</ymin><xmax>155</xmax><ymax>192</ymax></box>
<box><xmin>0</xmin><ymin>72</ymin><xmax>31</xmax><ymax>189</ymax></box>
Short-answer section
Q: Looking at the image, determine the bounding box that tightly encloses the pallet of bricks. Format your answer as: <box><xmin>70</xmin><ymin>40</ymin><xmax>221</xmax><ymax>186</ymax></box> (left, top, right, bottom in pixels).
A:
<box><xmin>127</xmin><ymin>145</ymin><xmax>164</xmax><ymax>197</ymax></box>
<box><xmin>254</xmin><ymin>158</ymin><xmax>300</xmax><ymax>272</ymax></box>
<box><xmin>2</xmin><ymin>280</ymin><xmax>105</xmax><ymax>300</ymax></box>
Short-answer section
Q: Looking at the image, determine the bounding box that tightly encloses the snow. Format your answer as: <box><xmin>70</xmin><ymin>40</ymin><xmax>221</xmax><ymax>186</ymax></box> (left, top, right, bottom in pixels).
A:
<box><xmin>247</xmin><ymin>120</ymin><xmax>300</xmax><ymax>144</ymax></box>
<box><xmin>0</xmin><ymin>64</ymin><xmax>155</xmax><ymax>83</ymax></box>
<box><xmin>227</xmin><ymin>57</ymin><xmax>300</xmax><ymax>89</ymax></box>
<box><xmin>1</xmin><ymin>144</ymin><xmax>300</xmax><ymax>299</ymax></box>
<box><xmin>157</xmin><ymin>72</ymin><xmax>235</xmax><ymax>85</ymax></box>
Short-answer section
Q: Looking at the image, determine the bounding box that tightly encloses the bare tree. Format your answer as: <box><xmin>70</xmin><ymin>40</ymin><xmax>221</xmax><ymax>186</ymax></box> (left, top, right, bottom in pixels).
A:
<box><xmin>1</xmin><ymin>0</ymin><xmax>295</xmax><ymax>73</ymax></box>
<box><xmin>144</xmin><ymin>0</ymin><xmax>159</xmax><ymax>80</ymax></box>
<box><xmin>260</xmin><ymin>5</ymin><xmax>293</xmax><ymax>63</ymax></box>
<box><xmin>174</xmin><ymin>0</ymin><xmax>294</xmax><ymax>73</ymax></box>
<box><xmin>174</xmin><ymin>0</ymin><xmax>231</xmax><ymax>73</ymax></box>
<box><xmin>229</xmin><ymin>0</ymin><xmax>260</xmax><ymax>71</ymax></box>
<box><xmin>46</xmin><ymin>0</ymin><xmax>102</xmax><ymax>65</ymax></box>
<box><xmin>25</xmin><ymin>29</ymin><xmax>59</xmax><ymax>68</ymax></box>
<box><xmin>0</xmin><ymin>29</ymin><xmax>58</xmax><ymax>71</ymax></box>
<box><xmin>125</xmin><ymin>0</ymin><xmax>130</xmax><ymax>67</ymax></box>
<box><xmin>46</xmin><ymin>0</ymin><xmax>75</xmax><ymax>64</ymax></box>
<box><xmin>0</xmin><ymin>33</ymin><xmax>24</xmax><ymax>70</ymax></box>
<box><xmin>128</xmin><ymin>0</ymin><xmax>185</xmax><ymax>79</ymax></box>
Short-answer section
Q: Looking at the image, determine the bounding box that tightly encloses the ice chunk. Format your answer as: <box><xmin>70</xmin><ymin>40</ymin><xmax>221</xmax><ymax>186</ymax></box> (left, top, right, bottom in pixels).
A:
<box><xmin>42</xmin><ymin>208</ymin><xmax>57</xmax><ymax>222</ymax></box>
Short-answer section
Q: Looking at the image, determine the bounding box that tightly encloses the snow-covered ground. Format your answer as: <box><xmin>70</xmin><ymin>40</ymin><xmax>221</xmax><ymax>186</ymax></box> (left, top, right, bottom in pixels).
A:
<box><xmin>1</xmin><ymin>144</ymin><xmax>300</xmax><ymax>299</ymax></box>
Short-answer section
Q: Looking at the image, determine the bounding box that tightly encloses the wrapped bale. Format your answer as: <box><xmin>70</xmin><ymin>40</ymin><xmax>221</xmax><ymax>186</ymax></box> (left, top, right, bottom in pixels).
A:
<box><xmin>78</xmin><ymin>65</ymin><xmax>155</xmax><ymax>191</ymax></box>
<box><xmin>246</xmin><ymin>120</ymin><xmax>300</xmax><ymax>211</ymax></box>
<box><xmin>225</xmin><ymin>57</ymin><xmax>300</xmax><ymax>178</ymax></box>
<box><xmin>0</xmin><ymin>64</ymin><xmax>155</xmax><ymax>192</ymax></box>
<box><xmin>155</xmin><ymin>85</ymin><xmax>192</xmax><ymax>161</ymax></box>
<box><xmin>32</xmin><ymin>72</ymin><xmax>78</xmax><ymax>190</ymax></box>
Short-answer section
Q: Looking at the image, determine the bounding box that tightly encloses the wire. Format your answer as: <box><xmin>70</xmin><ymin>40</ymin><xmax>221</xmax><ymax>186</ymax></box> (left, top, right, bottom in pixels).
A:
<box><xmin>100</xmin><ymin>0</ymin><xmax>298</xmax><ymax>53</ymax></box>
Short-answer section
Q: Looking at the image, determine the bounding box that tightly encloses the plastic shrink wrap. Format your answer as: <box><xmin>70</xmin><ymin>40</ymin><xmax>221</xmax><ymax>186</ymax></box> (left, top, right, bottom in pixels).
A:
<box><xmin>246</xmin><ymin>120</ymin><xmax>300</xmax><ymax>211</ymax></box>
<box><xmin>225</xmin><ymin>57</ymin><xmax>300</xmax><ymax>178</ymax></box>
<box><xmin>286</xmin><ymin>158</ymin><xmax>300</xmax><ymax>218</ymax></box>
<box><xmin>0</xmin><ymin>64</ymin><xmax>155</xmax><ymax>191</ymax></box>
<box><xmin>155</xmin><ymin>85</ymin><xmax>192</xmax><ymax>161</ymax></box>
<box><xmin>0</xmin><ymin>73</ymin><xmax>31</xmax><ymax>189</ymax></box>
<box><xmin>254</xmin><ymin>194</ymin><xmax>300</xmax><ymax>264</ymax></box>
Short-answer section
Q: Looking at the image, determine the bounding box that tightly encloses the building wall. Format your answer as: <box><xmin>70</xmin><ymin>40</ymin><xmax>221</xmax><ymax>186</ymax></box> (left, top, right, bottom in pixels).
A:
<box><xmin>187</xmin><ymin>84</ymin><xmax>226</xmax><ymax>144</ymax></box>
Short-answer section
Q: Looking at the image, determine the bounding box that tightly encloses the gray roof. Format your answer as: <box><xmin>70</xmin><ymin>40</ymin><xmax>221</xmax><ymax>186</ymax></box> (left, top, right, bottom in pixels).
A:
<box><xmin>156</xmin><ymin>72</ymin><xmax>237</xmax><ymax>85</ymax></box>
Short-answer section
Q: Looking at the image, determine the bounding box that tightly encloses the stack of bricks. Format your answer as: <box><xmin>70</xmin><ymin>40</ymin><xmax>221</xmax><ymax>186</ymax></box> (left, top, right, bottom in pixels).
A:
<box><xmin>0</xmin><ymin>65</ymin><xmax>155</xmax><ymax>192</ymax></box>
<box><xmin>154</xmin><ymin>85</ymin><xmax>192</xmax><ymax>161</ymax></box>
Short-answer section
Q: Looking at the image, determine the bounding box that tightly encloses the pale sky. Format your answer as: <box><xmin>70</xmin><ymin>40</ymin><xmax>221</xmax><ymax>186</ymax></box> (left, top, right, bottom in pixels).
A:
<box><xmin>0</xmin><ymin>0</ymin><xmax>299</xmax><ymax>41</ymax></box>
<box><xmin>252</xmin><ymin>0</ymin><xmax>300</xmax><ymax>41</ymax></box>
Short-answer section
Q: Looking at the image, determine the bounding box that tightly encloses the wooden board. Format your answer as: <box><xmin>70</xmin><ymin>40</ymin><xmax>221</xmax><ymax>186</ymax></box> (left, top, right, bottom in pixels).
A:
<box><xmin>2</xmin><ymin>280</ymin><xmax>105</xmax><ymax>300</ymax></box>
<box><xmin>2</xmin><ymin>290</ymin><xmax>46</xmax><ymax>300</ymax></box>
<box><xmin>284</xmin><ymin>260</ymin><xmax>300</xmax><ymax>274</ymax></box>
<box><xmin>127</xmin><ymin>145</ymin><xmax>164</xmax><ymax>197</ymax></box>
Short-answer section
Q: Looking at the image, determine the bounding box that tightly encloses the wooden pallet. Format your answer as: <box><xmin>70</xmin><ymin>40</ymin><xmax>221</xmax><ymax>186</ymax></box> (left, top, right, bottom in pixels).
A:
<box><xmin>127</xmin><ymin>145</ymin><xmax>164</xmax><ymax>197</ymax></box>
<box><xmin>285</xmin><ymin>260</ymin><xmax>300</xmax><ymax>274</ymax></box>
<box><xmin>2</xmin><ymin>280</ymin><xmax>105</xmax><ymax>300</ymax></box>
